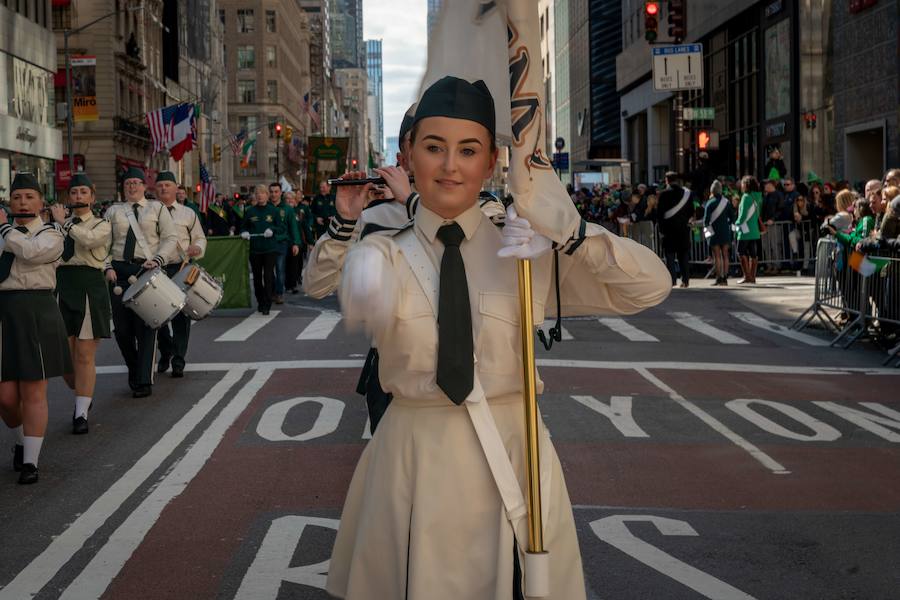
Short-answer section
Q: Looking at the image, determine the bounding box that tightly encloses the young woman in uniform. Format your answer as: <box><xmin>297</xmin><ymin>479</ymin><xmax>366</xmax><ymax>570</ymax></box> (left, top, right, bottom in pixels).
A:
<box><xmin>327</xmin><ymin>77</ymin><xmax>670</xmax><ymax>599</ymax></box>
<box><xmin>0</xmin><ymin>173</ymin><xmax>71</xmax><ymax>484</ymax></box>
<box><xmin>51</xmin><ymin>173</ymin><xmax>112</xmax><ymax>434</ymax></box>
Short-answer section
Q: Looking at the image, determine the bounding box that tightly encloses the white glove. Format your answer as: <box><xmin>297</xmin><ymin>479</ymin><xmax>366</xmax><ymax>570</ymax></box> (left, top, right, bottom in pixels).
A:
<box><xmin>240</xmin><ymin>231</ymin><xmax>251</xmax><ymax>240</ymax></box>
<box><xmin>339</xmin><ymin>245</ymin><xmax>397</xmax><ymax>337</ymax></box>
<box><xmin>263</xmin><ymin>228</ymin><xmax>273</xmax><ymax>238</ymax></box>
<box><xmin>497</xmin><ymin>205</ymin><xmax>552</xmax><ymax>259</ymax></box>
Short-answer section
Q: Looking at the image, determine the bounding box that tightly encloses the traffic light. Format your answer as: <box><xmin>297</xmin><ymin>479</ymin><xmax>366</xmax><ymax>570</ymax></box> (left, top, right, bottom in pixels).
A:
<box><xmin>234</xmin><ymin>192</ymin><xmax>240</xmax><ymax>200</ymax></box>
<box><xmin>668</xmin><ymin>0</ymin><xmax>686</xmax><ymax>43</ymax></box>
<box><xmin>697</xmin><ymin>129</ymin><xmax>719</xmax><ymax>150</ymax></box>
<box><xmin>284</xmin><ymin>126</ymin><xmax>293</xmax><ymax>144</ymax></box>
<box><xmin>351</xmin><ymin>158</ymin><xmax>358</xmax><ymax>168</ymax></box>
<box><xmin>644</xmin><ymin>2</ymin><xmax>659</xmax><ymax>42</ymax></box>
<box><xmin>212</xmin><ymin>144</ymin><xmax>221</xmax><ymax>163</ymax></box>
<box><xmin>195</xmin><ymin>183</ymin><xmax>201</xmax><ymax>193</ymax></box>
<box><xmin>803</xmin><ymin>111</ymin><xmax>818</xmax><ymax>129</ymax></box>
<box><xmin>275</xmin><ymin>122</ymin><xmax>282</xmax><ymax>137</ymax></box>
<box><xmin>697</xmin><ymin>130</ymin><xmax>711</xmax><ymax>151</ymax></box>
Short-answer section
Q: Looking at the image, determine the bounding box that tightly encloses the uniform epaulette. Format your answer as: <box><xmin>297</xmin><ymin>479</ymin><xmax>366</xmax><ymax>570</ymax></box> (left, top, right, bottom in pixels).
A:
<box><xmin>40</xmin><ymin>223</ymin><xmax>64</xmax><ymax>235</ymax></box>
<box><xmin>552</xmin><ymin>218</ymin><xmax>588</xmax><ymax>255</ymax></box>
<box><xmin>360</xmin><ymin>220</ymin><xmax>413</xmax><ymax>240</ymax></box>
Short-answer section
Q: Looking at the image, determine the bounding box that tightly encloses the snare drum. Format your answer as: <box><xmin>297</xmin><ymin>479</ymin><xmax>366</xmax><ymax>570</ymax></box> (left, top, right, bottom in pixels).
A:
<box><xmin>172</xmin><ymin>265</ymin><xmax>224</xmax><ymax>320</ymax></box>
<box><xmin>122</xmin><ymin>269</ymin><xmax>187</xmax><ymax>328</ymax></box>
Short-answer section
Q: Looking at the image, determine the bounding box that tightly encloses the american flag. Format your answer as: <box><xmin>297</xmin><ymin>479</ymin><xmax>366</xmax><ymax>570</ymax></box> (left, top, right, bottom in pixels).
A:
<box><xmin>302</xmin><ymin>93</ymin><xmax>321</xmax><ymax>130</ymax></box>
<box><xmin>199</xmin><ymin>161</ymin><xmax>215</xmax><ymax>214</ymax></box>
<box><xmin>228</xmin><ymin>128</ymin><xmax>247</xmax><ymax>155</ymax></box>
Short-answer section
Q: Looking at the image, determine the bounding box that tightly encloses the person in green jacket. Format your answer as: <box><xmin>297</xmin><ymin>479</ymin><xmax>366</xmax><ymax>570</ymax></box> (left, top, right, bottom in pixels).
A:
<box><xmin>735</xmin><ymin>175</ymin><xmax>762</xmax><ymax>284</ymax></box>
<box><xmin>240</xmin><ymin>184</ymin><xmax>285</xmax><ymax>314</ymax></box>
<box><xmin>831</xmin><ymin>197</ymin><xmax>875</xmax><ymax>249</ymax></box>
<box><xmin>268</xmin><ymin>182</ymin><xmax>300</xmax><ymax>304</ymax></box>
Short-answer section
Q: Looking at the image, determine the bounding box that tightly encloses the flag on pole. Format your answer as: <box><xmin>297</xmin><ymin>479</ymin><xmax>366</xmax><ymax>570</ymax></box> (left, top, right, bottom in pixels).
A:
<box><xmin>228</xmin><ymin>128</ymin><xmax>247</xmax><ymax>155</ymax></box>
<box><xmin>422</xmin><ymin>0</ymin><xmax>580</xmax><ymax>245</ymax></box>
<box><xmin>302</xmin><ymin>92</ymin><xmax>321</xmax><ymax>129</ymax></box>
<box><xmin>849</xmin><ymin>251</ymin><xmax>890</xmax><ymax>277</ymax></box>
<box><xmin>239</xmin><ymin>137</ymin><xmax>256</xmax><ymax>168</ymax></box>
<box><xmin>146</xmin><ymin>102</ymin><xmax>197</xmax><ymax>161</ymax></box>
<box><xmin>199</xmin><ymin>161</ymin><xmax>215</xmax><ymax>214</ymax></box>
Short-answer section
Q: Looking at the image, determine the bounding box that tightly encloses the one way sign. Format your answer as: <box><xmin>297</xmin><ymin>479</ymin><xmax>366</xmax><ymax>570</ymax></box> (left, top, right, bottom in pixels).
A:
<box><xmin>652</xmin><ymin>44</ymin><xmax>703</xmax><ymax>92</ymax></box>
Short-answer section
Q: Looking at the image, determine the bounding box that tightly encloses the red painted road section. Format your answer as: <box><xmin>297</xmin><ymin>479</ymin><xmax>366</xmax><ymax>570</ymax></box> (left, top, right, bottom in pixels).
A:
<box><xmin>101</xmin><ymin>367</ymin><xmax>900</xmax><ymax>599</ymax></box>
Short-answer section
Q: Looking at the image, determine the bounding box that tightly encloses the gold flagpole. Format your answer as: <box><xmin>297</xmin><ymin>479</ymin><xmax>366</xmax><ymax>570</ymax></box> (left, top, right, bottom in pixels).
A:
<box><xmin>517</xmin><ymin>257</ymin><xmax>546</xmax><ymax>566</ymax></box>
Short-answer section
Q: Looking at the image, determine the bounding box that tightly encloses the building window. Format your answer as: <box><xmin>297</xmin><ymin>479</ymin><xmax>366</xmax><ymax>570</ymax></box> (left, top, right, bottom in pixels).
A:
<box><xmin>238</xmin><ymin>115</ymin><xmax>258</xmax><ymax>135</ymax></box>
<box><xmin>266</xmin><ymin>80</ymin><xmax>277</xmax><ymax>102</ymax></box>
<box><xmin>52</xmin><ymin>3</ymin><xmax>71</xmax><ymax>29</ymax></box>
<box><xmin>266</xmin><ymin>46</ymin><xmax>276</xmax><ymax>67</ymax></box>
<box><xmin>237</xmin><ymin>45</ymin><xmax>255</xmax><ymax>69</ymax></box>
<box><xmin>266</xmin><ymin>10</ymin><xmax>276</xmax><ymax>33</ymax></box>
<box><xmin>223</xmin><ymin>44</ymin><xmax>227</xmax><ymax>68</ymax></box>
<box><xmin>237</xmin><ymin>80</ymin><xmax>256</xmax><ymax>103</ymax></box>
<box><xmin>237</xmin><ymin>9</ymin><xmax>254</xmax><ymax>33</ymax></box>
<box><xmin>218</xmin><ymin>9</ymin><xmax>225</xmax><ymax>26</ymax></box>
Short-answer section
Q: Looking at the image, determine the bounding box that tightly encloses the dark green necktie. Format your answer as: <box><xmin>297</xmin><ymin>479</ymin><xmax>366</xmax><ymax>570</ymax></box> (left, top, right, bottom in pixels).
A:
<box><xmin>435</xmin><ymin>223</ymin><xmax>473</xmax><ymax>405</ymax></box>
<box><xmin>0</xmin><ymin>226</ymin><xmax>31</xmax><ymax>282</ymax></box>
<box><xmin>123</xmin><ymin>204</ymin><xmax>139</xmax><ymax>261</ymax></box>
<box><xmin>61</xmin><ymin>217</ymin><xmax>82</xmax><ymax>262</ymax></box>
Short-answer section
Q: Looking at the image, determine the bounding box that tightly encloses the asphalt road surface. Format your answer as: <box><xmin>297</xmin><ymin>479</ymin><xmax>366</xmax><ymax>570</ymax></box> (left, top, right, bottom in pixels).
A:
<box><xmin>2</xmin><ymin>277</ymin><xmax>898</xmax><ymax>600</ymax></box>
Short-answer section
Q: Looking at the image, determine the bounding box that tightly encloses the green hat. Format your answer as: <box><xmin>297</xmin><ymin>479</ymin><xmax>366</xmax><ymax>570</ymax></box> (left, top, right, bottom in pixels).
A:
<box><xmin>414</xmin><ymin>76</ymin><xmax>495</xmax><ymax>140</ymax></box>
<box><xmin>11</xmin><ymin>172</ymin><xmax>41</xmax><ymax>193</ymax></box>
<box><xmin>68</xmin><ymin>173</ymin><xmax>93</xmax><ymax>190</ymax></box>
<box><xmin>807</xmin><ymin>170</ymin><xmax>824</xmax><ymax>184</ymax></box>
<box><xmin>156</xmin><ymin>171</ymin><xmax>177</xmax><ymax>184</ymax></box>
<box><xmin>122</xmin><ymin>166</ymin><xmax>145</xmax><ymax>183</ymax></box>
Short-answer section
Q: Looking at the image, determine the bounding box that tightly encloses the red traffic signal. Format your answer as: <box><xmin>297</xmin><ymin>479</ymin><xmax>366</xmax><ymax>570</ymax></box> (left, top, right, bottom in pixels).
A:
<box><xmin>351</xmin><ymin>158</ymin><xmax>358</xmax><ymax>168</ymax></box>
<box><xmin>698</xmin><ymin>130</ymin><xmax>711</xmax><ymax>151</ymax></box>
<box><xmin>644</xmin><ymin>2</ymin><xmax>659</xmax><ymax>42</ymax></box>
<box><xmin>668</xmin><ymin>0</ymin><xmax>686</xmax><ymax>42</ymax></box>
<box><xmin>195</xmin><ymin>183</ymin><xmax>201</xmax><ymax>193</ymax></box>
<box><xmin>275</xmin><ymin>123</ymin><xmax>282</xmax><ymax>135</ymax></box>
<box><xmin>234</xmin><ymin>193</ymin><xmax>240</xmax><ymax>199</ymax></box>
<box><xmin>697</xmin><ymin>129</ymin><xmax>719</xmax><ymax>150</ymax></box>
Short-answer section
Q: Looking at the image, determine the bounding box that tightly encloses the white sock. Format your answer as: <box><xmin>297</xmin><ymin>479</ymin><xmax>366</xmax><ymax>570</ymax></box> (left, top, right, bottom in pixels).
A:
<box><xmin>75</xmin><ymin>396</ymin><xmax>92</xmax><ymax>420</ymax></box>
<box><xmin>23</xmin><ymin>436</ymin><xmax>43</xmax><ymax>467</ymax></box>
<box><xmin>14</xmin><ymin>425</ymin><xmax>25</xmax><ymax>445</ymax></box>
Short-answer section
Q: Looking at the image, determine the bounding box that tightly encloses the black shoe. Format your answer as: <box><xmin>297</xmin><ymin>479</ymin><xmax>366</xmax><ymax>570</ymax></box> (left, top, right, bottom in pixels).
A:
<box><xmin>18</xmin><ymin>463</ymin><xmax>38</xmax><ymax>484</ymax></box>
<box><xmin>261</xmin><ymin>307</ymin><xmax>270</xmax><ymax>315</ymax></box>
<box><xmin>132</xmin><ymin>386</ymin><xmax>152</xmax><ymax>398</ymax></box>
<box><xmin>73</xmin><ymin>416</ymin><xmax>89</xmax><ymax>435</ymax></box>
<box><xmin>12</xmin><ymin>444</ymin><xmax>23</xmax><ymax>472</ymax></box>
<box><xmin>171</xmin><ymin>366</ymin><xmax>184</xmax><ymax>378</ymax></box>
<box><xmin>157</xmin><ymin>355</ymin><xmax>171</xmax><ymax>374</ymax></box>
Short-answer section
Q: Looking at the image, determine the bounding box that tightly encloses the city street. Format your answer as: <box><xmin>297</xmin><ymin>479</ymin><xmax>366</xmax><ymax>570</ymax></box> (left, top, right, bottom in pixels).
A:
<box><xmin>2</xmin><ymin>279</ymin><xmax>899</xmax><ymax>600</ymax></box>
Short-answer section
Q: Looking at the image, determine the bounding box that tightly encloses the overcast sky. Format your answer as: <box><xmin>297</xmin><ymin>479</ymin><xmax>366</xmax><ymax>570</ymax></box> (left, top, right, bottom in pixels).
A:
<box><xmin>364</xmin><ymin>0</ymin><xmax>428</xmax><ymax>147</ymax></box>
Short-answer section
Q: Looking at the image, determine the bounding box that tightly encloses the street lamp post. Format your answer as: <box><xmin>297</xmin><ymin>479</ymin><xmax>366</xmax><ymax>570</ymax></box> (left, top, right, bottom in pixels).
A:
<box><xmin>64</xmin><ymin>3</ymin><xmax>145</xmax><ymax>176</ymax></box>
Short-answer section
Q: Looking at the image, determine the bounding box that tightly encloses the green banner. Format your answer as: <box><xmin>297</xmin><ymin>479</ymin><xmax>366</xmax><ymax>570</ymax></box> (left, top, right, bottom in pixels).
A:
<box><xmin>197</xmin><ymin>236</ymin><xmax>251</xmax><ymax>309</ymax></box>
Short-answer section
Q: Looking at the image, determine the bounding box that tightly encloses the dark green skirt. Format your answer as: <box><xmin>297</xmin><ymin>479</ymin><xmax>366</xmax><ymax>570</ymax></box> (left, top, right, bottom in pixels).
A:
<box><xmin>0</xmin><ymin>290</ymin><xmax>73</xmax><ymax>381</ymax></box>
<box><xmin>56</xmin><ymin>265</ymin><xmax>112</xmax><ymax>339</ymax></box>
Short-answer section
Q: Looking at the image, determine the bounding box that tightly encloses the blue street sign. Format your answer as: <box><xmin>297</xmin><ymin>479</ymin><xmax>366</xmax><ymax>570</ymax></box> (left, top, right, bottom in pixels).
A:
<box><xmin>651</xmin><ymin>43</ymin><xmax>702</xmax><ymax>56</ymax></box>
<box><xmin>553</xmin><ymin>152</ymin><xmax>569</xmax><ymax>170</ymax></box>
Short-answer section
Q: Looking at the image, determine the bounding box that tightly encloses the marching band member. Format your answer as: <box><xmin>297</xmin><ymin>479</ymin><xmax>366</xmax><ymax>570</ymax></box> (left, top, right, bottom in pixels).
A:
<box><xmin>327</xmin><ymin>77</ymin><xmax>670</xmax><ymax>598</ymax></box>
<box><xmin>303</xmin><ymin>104</ymin><xmax>505</xmax><ymax>434</ymax></box>
<box><xmin>240</xmin><ymin>184</ymin><xmax>284</xmax><ymax>315</ymax></box>
<box><xmin>0</xmin><ymin>173</ymin><xmax>70</xmax><ymax>484</ymax></box>
<box><xmin>155</xmin><ymin>171</ymin><xmax>206</xmax><ymax>378</ymax></box>
<box><xmin>51</xmin><ymin>173</ymin><xmax>112</xmax><ymax>435</ymax></box>
<box><xmin>105</xmin><ymin>167</ymin><xmax>178</xmax><ymax>398</ymax></box>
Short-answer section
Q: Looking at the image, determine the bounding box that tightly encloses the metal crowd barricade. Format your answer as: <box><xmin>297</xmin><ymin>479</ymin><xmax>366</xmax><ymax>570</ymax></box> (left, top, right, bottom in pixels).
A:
<box><xmin>864</xmin><ymin>248</ymin><xmax>900</xmax><ymax>366</ymax></box>
<box><xmin>758</xmin><ymin>220</ymin><xmax>819</xmax><ymax>272</ymax></box>
<box><xmin>792</xmin><ymin>237</ymin><xmax>844</xmax><ymax>333</ymax></box>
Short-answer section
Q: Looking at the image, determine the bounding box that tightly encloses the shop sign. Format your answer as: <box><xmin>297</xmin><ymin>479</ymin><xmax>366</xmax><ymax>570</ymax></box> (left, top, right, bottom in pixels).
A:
<box><xmin>766</xmin><ymin>122</ymin><xmax>786</xmax><ymax>138</ymax></box>
<box><xmin>12</xmin><ymin>58</ymin><xmax>50</xmax><ymax>126</ymax></box>
<box><xmin>15</xmin><ymin>126</ymin><xmax>37</xmax><ymax>144</ymax></box>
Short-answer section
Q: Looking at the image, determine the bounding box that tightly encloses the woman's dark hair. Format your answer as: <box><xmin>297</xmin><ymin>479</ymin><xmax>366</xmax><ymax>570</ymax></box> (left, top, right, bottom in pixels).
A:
<box><xmin>855</xmin><ymin>197</ymin><xmax>874</xmax><ymax>219</ymax></box>
<box><xmin>409</xmin><ymin>121</ymin><xmax>498</xmax><ymax>153</ymax></box>
<box><xmin>740</xmin><ymin>175</ymin><xmax>760</xmax><ymax>193</ymax></box>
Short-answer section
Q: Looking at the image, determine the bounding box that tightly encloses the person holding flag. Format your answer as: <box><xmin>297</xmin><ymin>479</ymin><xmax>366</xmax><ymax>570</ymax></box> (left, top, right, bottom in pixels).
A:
<box><xmin>327</xmin><ymin>74</ymin><xmax>670</xmax><ymax>599</ymax></box>
<box><xmin>50</xmin><ymin>173</ymin><xmax>113</xmax><ymax>435</ymax></box>
<box><xmin>154</xmin><ymin>171</ymin><xmax>206</xmax><ymax>378</ymax></box>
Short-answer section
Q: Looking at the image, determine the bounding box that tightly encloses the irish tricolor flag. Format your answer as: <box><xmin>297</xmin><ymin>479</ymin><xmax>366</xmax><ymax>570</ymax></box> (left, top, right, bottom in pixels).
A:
<box><xmin>240</xmin><ymin>137</ymin><xmax>256</xmax><ymax>168</ymax></box>
<box><xmin>849</xmin><ymin>251</ymin><xmax>890</xmax><ymax>277</ymax></box>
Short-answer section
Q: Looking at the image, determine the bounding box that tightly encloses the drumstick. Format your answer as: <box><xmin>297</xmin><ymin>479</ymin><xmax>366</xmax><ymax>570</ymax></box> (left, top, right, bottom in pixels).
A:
<box><xmin>327</xmin><ymin>176</ymin><xmax>414</xmax><ymax>186</ymax></box>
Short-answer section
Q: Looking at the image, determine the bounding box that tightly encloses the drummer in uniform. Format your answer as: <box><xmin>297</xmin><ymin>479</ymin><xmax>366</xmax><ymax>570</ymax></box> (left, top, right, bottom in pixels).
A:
<box><xmin>51</xmin><ymin>173</ymin><xmax>113</xmax><ymax>435</ymax></box>
<box><xmin>327</xmin><ymin>76</ymin><xmax>671</xmax><ymax>599</ymax></box>
<box><xmin>105</xmin><ymin>167</ymin><xmax>178</xmax><ymax>398</ymax></box>
<box><xmin>0</xmin><ymin>173</ymin><xmax>71</xmax><ymax>484</ymax></box>
<box><xmin>154</xmin><ymin>171</ymin><xmax>206</xmax><ymax>378</ymax></box>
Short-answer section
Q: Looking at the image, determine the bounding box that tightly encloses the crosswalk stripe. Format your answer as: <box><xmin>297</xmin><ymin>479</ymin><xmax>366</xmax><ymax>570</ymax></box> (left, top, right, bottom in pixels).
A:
<box><xmin>297</xmin><ymin>310</ymin><xmax>342</xmax><ymax>340</ymax></box>
<box><xmin>597</xmin><ymin>317</ymin><xmax>659</xmax><ymax>342</ymax></box>
<box><xmin>215</xmin><ymin>311</ymin><xmax>281</xmax><ymax>342</ymax></box>
<box><xmin>540</xmin><ymin>320</ymin><xmax>574</xmax><ymax>340</ymax></box>
<box><xmin>669</xmin><ymin>312</ymin><xmax>750</xmax><ymax>345</ymax></box>
<box><xmin>730</xmin><ymin>312</ymin><xmax>829</xmax><ymax>346</ymax></box>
